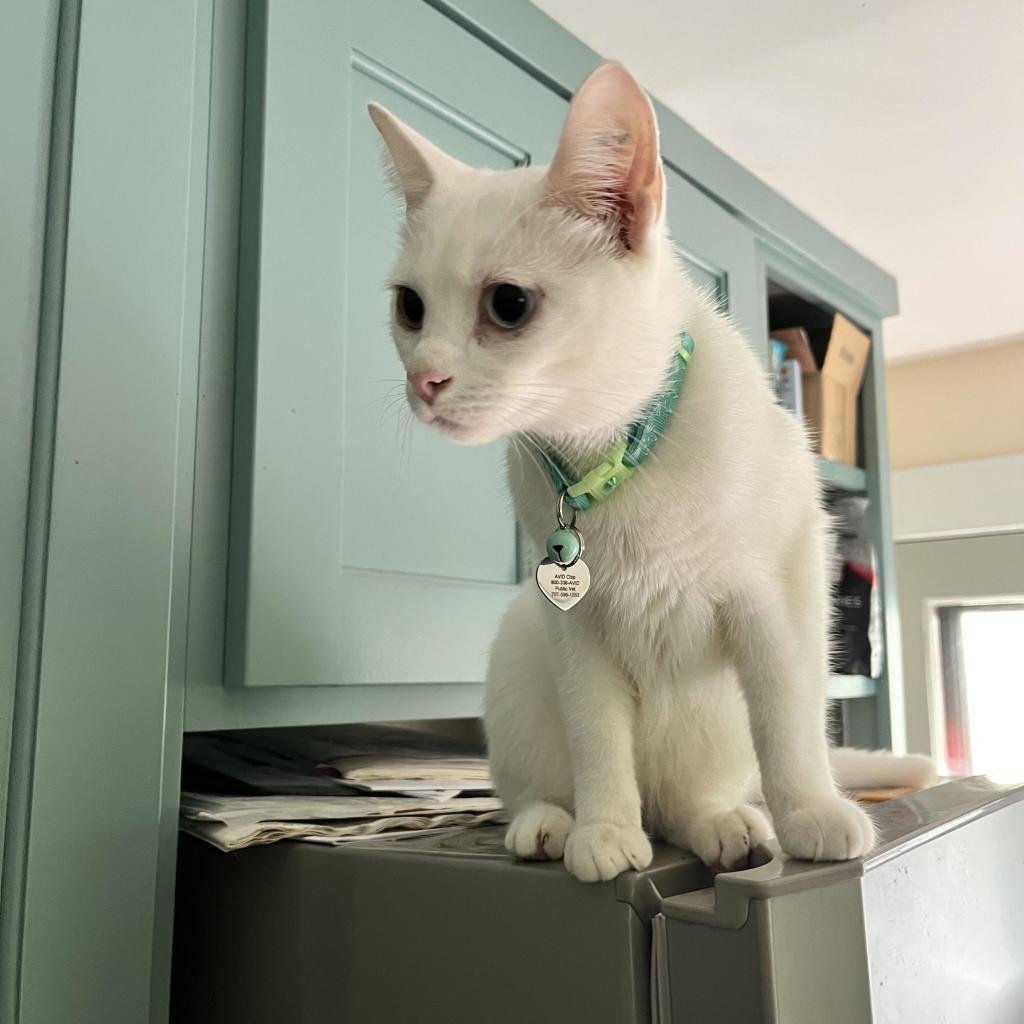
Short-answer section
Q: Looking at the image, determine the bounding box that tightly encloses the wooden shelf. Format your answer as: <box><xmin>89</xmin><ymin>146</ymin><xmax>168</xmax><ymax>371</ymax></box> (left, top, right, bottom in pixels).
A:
<box><xmin>827</xmin><ymin>674</ymin><xmax>877</xmax><ymax>700</ymax></box>
<box><xmin>817</xmin><ymin>457</ymin><xmax>867</xmax><ymax>494</ymax></box>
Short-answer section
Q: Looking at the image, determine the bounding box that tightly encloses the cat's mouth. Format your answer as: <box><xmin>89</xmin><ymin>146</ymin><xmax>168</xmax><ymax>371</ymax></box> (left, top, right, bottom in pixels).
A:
<box><xmin>416</xmin><ymin>405</ymin><xmax>470</xmax><ymax>438</ymax></box>
<box><xmin>416</xmin><ymin>407</ymin><xmax>503</xmax><ymax>445</ymax></box>
<box><xmin>431</xmin><ymin>413</ymin><xmax>466</xmax><ymax>435</ymax></box>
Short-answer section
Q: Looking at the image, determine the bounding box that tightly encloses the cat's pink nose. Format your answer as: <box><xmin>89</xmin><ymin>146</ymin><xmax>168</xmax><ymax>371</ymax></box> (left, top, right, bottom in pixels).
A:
<box><xmin>408</xmin><ymin>370</ymin><xmax>452</xmax><ymax>405</ymax></box>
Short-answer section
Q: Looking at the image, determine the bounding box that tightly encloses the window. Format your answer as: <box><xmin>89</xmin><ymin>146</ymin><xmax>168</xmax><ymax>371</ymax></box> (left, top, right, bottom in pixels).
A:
<box><xmin>935</xmin><ymin>602</ymin><xmax>1024</xmax><ymax>781</ymax></box>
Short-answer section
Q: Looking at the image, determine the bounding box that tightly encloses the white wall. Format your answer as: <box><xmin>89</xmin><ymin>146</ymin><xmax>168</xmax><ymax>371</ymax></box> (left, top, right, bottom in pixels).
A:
<box><xmin>892</xmin><ymin>454</ymin><xmax>1024</xmax><ymax>542</ymax></box>
<box><xmin>893</xmin><ymin>455</ymin><xmax>1024</xmax><ymax>757</ymax></box>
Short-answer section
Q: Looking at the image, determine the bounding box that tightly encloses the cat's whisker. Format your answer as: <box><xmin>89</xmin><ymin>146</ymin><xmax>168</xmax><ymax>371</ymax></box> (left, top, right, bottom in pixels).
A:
<box><xmin>507</xmin><ymin>430</ymin><xmax>551</xmax><ymax>486</ymax></box>
<box><xmin>508</xmin><ymin>435</ymin><xmax>544</xmax><ymax>491</ymax></box>
<box><xmin>378</xmin><ymin>391</ymin><xmax>409</xmax><ymax>414</ymax></box>
<box><xmin>378</xmin><ymin>399</ymin><xmax>412</xmax><ymax>431</ymax></box>
<box><xmin>399</xmin><ymin>406</ymin><xmax>415</xmax><ymax>478</ymax></box>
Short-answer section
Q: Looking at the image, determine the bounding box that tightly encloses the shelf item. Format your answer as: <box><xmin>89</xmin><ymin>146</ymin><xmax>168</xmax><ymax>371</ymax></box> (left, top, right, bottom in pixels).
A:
<box><xmin>827</xmin><ymin>674</ymin><xmax>877</xmax><ymax>700</ymax></box>
<box><xmin>818</xmin><ymin>456</ymin><xmax>867</xmax><ymax>493</ymax></box>
<box><xmin>773</xmin><ymin>317</ymin><xmax>870</xmax><ymax>465</ymax></box>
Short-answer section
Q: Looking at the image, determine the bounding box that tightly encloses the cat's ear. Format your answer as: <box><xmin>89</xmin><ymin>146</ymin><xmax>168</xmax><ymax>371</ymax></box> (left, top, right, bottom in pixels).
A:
<box><xmin>368</xmin><ymin>103</ymin><xmax>467</xmax><ymax>213</ymax></box>
<box><xmin>545</xmin><ymin>63</ymin><xmax>665</xmax><ymax>252</ymax></box>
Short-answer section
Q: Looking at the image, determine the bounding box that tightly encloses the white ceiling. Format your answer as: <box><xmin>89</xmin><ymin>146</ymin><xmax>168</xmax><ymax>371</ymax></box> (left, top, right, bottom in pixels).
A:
<box><xmin>532</xmin><ymin>0</ymin><xmax>1024</xmax><ymax>361</ymax></box>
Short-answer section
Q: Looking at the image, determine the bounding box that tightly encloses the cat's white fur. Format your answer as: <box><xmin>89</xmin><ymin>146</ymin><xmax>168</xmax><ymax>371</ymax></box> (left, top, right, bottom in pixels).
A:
<box><xmin>370</xmin><ymin>64</ymin><xmax>934</xmax><ymax>882</ymax></box>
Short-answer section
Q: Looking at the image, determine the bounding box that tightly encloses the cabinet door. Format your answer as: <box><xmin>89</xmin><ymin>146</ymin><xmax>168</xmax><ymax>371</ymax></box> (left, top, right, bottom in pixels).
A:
<box><xmin>227</xmin><ymin>2</ymin><xmax>567</xmax><ymax>687</ymax></box>
<box><xmin>663</xmin><ymin>166</ymin><xmax>764</xmax><ymax>355</ymax></box>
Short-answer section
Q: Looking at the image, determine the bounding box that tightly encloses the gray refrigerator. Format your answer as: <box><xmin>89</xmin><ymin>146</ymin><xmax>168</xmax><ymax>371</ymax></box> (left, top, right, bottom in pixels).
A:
<box><xmin>172</xmin><ymin>776</ymin><xmax>1024</xmax><ymax>1023</ymax></box>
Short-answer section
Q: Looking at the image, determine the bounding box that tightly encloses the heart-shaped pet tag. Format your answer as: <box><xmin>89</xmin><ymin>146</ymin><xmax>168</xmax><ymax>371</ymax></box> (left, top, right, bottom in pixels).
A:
<box><xmin>535</xmin><ymin>558</ymin><xmax>591</xmax><ymax>611</ymax></box>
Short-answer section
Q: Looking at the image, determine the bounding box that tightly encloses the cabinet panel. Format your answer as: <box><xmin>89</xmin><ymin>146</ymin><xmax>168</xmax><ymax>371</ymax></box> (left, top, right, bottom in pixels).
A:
<box><xmin>228</xmin><ymin>1</ymin><xmax>567</xmax><ymax>687</ymax></box>
<box><xmin>18</xmin><ymin>3</ymin><xmax>210</xmax><ymax>1017</ymax></box>
<box><xmin>342</xmin><ymin>56</ymin><xmax>522</xmax><ymax>585</ymax></box>
<box><xmin>664</xmin><ymin>167</ymin><xmax>764</xmax><ymax>354</ymax></box>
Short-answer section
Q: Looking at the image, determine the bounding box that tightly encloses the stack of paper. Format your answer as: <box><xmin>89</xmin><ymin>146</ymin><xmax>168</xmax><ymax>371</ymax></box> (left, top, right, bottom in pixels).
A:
<box><xmin>180</xmin><ymin>725</ymin><xmax>503</xmax><ymax>851</ymax></box>
<box><xmin>322</xmin><ymin>751</ymin><xmax>491</xmax><ymax>799</ymax></box>
<box><xmin>180</xmin><ymin>792</ymin><xmax>504</xmax><ymax>852</ymax></box>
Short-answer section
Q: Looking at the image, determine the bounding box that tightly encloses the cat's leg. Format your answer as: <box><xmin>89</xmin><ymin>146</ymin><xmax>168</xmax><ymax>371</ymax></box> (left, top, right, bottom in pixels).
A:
<box><xmin>643</xmin><ymin>677</ymin><xmax>770</xmax><ymax>870</ymax></box>
<box><xmin>484</xmin><ymin>587</ymin><xmax>575</xmax><ymax>861</ymax></box>
<box><xmin>486</xmin><ymin>590</ymin><xmax>651</xmax><ymax>880</ymax></box>
<box><xmin>556</xmin><ymin>624</ymin><xmax>653</xmax><ymax>882</ymax></box>
<box><xmin>724</xmin><ymin>539</ymin><xmax>874</xmax><ymax>862</ymax></box>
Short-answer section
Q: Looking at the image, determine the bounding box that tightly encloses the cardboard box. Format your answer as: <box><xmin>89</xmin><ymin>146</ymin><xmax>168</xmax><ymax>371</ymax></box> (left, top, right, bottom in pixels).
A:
<box><xmin>771</xmin><ymin>314</ymin><xmax>870</xmax><ymax>465</ymax></box>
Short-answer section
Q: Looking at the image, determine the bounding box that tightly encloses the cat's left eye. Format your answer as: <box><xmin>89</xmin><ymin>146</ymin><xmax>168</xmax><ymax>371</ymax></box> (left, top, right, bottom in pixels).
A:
<box><xmin>483</xmin><ymin>283</ymin><xmax>535</xmax><ymax>330</ymax></box>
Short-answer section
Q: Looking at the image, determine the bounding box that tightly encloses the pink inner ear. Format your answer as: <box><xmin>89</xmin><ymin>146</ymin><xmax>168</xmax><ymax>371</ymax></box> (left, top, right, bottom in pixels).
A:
<box><xmin>545</xmin><ymin>63</ymin><xmax>664</xmax><ymax>249</ymax></box>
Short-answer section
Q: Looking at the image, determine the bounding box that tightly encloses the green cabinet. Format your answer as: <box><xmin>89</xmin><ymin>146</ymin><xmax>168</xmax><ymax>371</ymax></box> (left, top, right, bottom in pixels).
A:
<box><xmin>227</xmin><ymin>1</ymin><xmax>568</xmax><ymax>690</ymax></box>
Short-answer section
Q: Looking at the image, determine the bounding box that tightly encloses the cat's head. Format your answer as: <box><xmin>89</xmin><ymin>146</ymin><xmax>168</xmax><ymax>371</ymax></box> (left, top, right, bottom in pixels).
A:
<box><xmin>370</xmin><ymin>63</ymin><xmax>683</xmax><ymax>447</ymax></box>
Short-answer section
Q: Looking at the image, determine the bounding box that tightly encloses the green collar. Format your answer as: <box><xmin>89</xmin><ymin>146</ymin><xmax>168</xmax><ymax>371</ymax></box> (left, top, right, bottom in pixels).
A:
<box><xmin>539</xmin><ymin>332</ymin><xmax>695</xmax><ymax>511</ymax></box>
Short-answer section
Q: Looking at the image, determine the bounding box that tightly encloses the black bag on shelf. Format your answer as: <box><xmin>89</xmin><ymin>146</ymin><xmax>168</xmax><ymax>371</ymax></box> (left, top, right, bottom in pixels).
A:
<box><xmin>830</xmin><ymin>497</ymin><xmax>876</xmax><ymax>677</ymax></box>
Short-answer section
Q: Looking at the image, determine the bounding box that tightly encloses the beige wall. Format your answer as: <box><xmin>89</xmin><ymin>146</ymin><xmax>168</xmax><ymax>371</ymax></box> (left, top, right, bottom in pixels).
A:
<box><xmin>886</xmin><ymin>337</ymin><xmax>1024</xmax><ymax>469</ymax></box>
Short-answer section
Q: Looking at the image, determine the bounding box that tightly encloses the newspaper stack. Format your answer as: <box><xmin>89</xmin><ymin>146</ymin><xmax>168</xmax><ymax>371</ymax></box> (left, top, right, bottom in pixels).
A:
<box><xmin>180</xmin><ymin>792</ymin><xmax>503</xmax><ymax>852</ymax></box>
<box><xmin>180</xmin><ymin>726</ymin><xmax>503</xmax><ymax>851</ymax></box>
<box><xmin>321</xmin><ymin>749</ymin><xmax>492</xmax><ymax>799</ymax></box>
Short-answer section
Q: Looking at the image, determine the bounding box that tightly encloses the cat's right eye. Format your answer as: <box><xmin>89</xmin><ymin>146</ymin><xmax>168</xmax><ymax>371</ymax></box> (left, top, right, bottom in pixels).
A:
<box><xmin>395</xmin><ymin>286</ymin><xmax>425</xmax><ymax>331</ymax></box>
<box><xmin>483</xmin><ymin>283</ymin><xmax>535</xmax><ymax>331</ymax></box>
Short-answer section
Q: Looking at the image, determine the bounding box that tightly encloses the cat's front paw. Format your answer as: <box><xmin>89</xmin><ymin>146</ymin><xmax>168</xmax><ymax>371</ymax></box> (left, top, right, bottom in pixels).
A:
<box><xmin>685</xmin><ymin>804</ymin><xmax>773</xmax><ymax>871</ymax></box>
<box><xmin>505</xmin><ymin>802</ymin><xmax>574</xmax><ymax>861</ymax></box>
<box><xmin>776</xmin><ymin>796</ymin><xmax>875</xmax><ymax>861</ymax></box>
<box><xmin>563</xmin><ymin>823</ymin><xmax>652</xmax><ymax>882</ymax></box>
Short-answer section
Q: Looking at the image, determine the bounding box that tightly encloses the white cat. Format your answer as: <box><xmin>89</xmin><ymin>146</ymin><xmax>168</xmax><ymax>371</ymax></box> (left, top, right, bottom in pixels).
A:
<box><xmin>369</xmin><ymin>63</ymin><xmax>934</xmax><ymax>882</ymax></box>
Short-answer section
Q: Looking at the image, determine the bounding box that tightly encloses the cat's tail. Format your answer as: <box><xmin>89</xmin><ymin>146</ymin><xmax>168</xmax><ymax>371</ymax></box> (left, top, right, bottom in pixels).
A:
<box><xmin>829</xmin><ymin>747</ymin><xmax>938</xmax><ymax>791</ymax></box>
